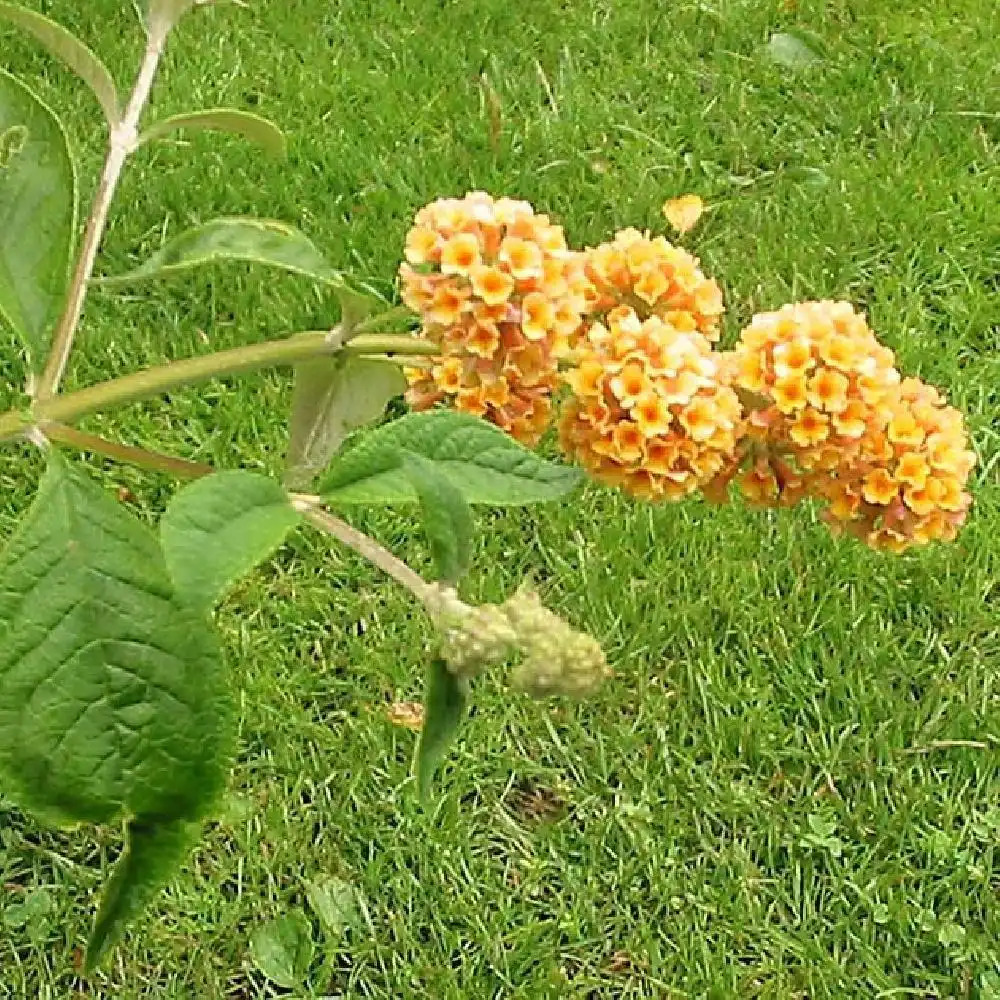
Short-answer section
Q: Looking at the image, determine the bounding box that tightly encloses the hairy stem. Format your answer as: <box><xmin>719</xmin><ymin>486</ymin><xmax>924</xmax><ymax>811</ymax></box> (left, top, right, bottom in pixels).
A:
<box><xmin>42</xmin><ymin>423</ymin><xmax>214</xmax><ymax>480</ymax></box>
<box><xmin>0</xmin><ymin>332</ymin><xmax>435</xmax><ymax>441</ymax></box>
<box><xmin>37</xmin><ymin>27</ymin><xmax>170</xmax><ymax>401</ymax></box>
<box><xmin>296</xmin><ymin>503</ymin><xmax>431</xmax><ymax>604</ymax></box>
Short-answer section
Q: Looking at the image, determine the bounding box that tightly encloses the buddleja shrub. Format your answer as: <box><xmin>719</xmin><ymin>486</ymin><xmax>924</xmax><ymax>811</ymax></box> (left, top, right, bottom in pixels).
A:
<box><xmin>0</xmin><ymin>0</ymin><xmax>976</xmax><ymax>973</ymax></box>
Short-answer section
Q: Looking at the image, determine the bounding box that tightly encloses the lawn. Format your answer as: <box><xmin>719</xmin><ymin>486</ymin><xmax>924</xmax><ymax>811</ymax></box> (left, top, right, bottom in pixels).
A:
<box><xmin>1</xmin><ymin>0</ymin><xmax>999</xmax><ymax>996</ymax></box>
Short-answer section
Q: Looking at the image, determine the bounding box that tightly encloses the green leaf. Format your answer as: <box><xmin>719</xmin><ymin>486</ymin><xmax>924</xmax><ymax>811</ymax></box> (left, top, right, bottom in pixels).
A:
<box><xmin>0</xmin><ymin>4</ymin><xmax>120</xmax><ymax>125</ymax></box>
<box><xmin>305</xmin><ymin>876</ymin><xmax>362</xmax><ymax>942</ymax></box>
<box><xmin>285</xmin><ymin>356</ymin><xmax>405</xmax><ymax>490</ymax></box>
<box><xmin>0</xmin><ymin>69</ymin><xmax>76</xmax><ymax>369</ymax></box>
<box><xmin>96</xmin><ymin>217</ymin><xmax>343</xmax><ymax>287</ymax></box>
<box><xmin>336</xmin><ymin>285</ymin><xmax>382</xmax><ymax>332</ymax></box>
<box><xmin>319</xmin><ymin>411</ymin><xmax>581</xmax><ymax>506</ymax></box>
<box><xmin>762</xmin><ymin>32</ymin><xmax>822</xmax><ymax>70</ymax></box>
<box><xmin>4</xmin><ymin>888</ymin><xmax>52</xmax><ymax>930</ymax></box>
<box><xmin>285</xmin><ymin>287</ymin><xmax>400</xmax><ymax>489</ymax></box>
<box><xmin>85</xmin><ymin>817</ymin><xmax>195</xmax><ymax>971</ymax></box>
<box><xmin>0</xmin><ymin>453</ymin><xmax>231</xmax><ymax>828</ymax></box>
<box><xmin>250</xmin><ymin>912</ymin><xmax>314</xmax><ymax>989</ymax></box>
<box><xmin>400</xmin><ymin>451</ymin><xmax>473</xmax><ymax>585</ymax></box>
<box><xmin>415</xmin><ymin>659</ymin><xmax>467</xmax><ymax>799</ymax></box>
<box><xmin>138</xmin><ymin>108</ymin><xmax>286</xmax><ymax>157</ymax></box>
<box><xmin>161</xmin><ymin>470</ymin><xmax>300</xmax><ymax>613</ymax></box>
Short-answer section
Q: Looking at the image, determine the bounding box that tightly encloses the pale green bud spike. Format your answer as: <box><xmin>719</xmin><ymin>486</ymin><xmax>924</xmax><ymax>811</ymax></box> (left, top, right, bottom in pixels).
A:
<box><xmin>424</xmin><ymin>584</ymin><xmax>609</xmax><ymax>696</ymax></box>
<box><xmin>425</xmin><ymin>585</ymin><xmax>517</xmax><ymax>680</ymax></box>
<box><xmin>502</xmin><ymin>588</ymin><xmax>610</xmax><ymax>699</ymax></box>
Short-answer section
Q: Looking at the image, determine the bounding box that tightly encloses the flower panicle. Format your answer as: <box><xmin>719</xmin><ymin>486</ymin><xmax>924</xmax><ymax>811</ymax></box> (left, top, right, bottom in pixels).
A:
<box><xmin>720</xmin><ymin>300</ymin><xmax>975</xmax><ymax>551</ymax></box>
<box><xmin>559</xmin><ymin>305</ymin><xmax>743</xmax><ymax>502</ymax></box>
<box><xmin>399</xmin><ymin>192</ymin><xmax>593</xmax><ymax>446</ymax></box>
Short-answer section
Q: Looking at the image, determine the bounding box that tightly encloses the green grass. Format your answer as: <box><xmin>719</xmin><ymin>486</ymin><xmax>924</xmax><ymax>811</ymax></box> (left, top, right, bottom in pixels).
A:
<box><xmin>2</xmin><ymin>0</ymin><xmax>999</xmax><ymax>996</ymax></box>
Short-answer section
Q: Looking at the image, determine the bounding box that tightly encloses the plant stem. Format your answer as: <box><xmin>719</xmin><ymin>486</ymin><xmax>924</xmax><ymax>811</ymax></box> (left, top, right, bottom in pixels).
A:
<box><xmin>42</xmin><ymin>423</ymin><xmax>214</xmax><ymax>480</ymax></box>
<box><xmin>36</xmin><ymin>26</ymin><xmax>169</xmax><ymax>401</ymax></box>
<box><xmin>0</xmin><ymin>332</ymin><xmax>436</xmax><ymax>441</ymax></box>
<box><xmin>296</xmin><ymin>503</ymin><xmax>431</xmax><ymax>604</ymax></box>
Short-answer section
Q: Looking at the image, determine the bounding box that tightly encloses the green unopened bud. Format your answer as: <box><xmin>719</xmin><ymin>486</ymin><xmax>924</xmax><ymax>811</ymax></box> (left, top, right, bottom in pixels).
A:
<box><xmin>425</xmin><ymin>584</ymin><xmax>517</xmax><ymax>680</ymax></box>
<box><xmin>502</xmin><ymin>588</ymin><xmax>610</xmax><ymax>699</ymax></box>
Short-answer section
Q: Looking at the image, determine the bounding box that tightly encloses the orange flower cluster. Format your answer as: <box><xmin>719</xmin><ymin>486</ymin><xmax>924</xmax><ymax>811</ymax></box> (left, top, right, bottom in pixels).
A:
<box><xmin>724</xmin><ymin>300</ymin><xmax>975</xmax><ymax>551</ymax></box>
<box><xmin>726</xmin><ymin>300</ymin><xmax>902</xmax><ymax>506</ymax></box>
<box><xmin>399</xmin><ymin>191</ymin><xmax>592</xmax><ymax>445</ymax></box>
<box><xmin>559</xmin><ymin>306</ymin><xmax>743</xmax><ymax>500</ymax></box>
<box><xmin>397</xmin><ymin>195</ymin><xmax>976</xmax><ymax>553</ymax></box>
<box><xmin>583</xmin><ymin>228</ymin><xmax>725</xmax><ymax>341</ymax></box>
<box><xmin>820</xmin><ymin>377</ymin><xmax>975</xmax><ymax>551</ymax></box>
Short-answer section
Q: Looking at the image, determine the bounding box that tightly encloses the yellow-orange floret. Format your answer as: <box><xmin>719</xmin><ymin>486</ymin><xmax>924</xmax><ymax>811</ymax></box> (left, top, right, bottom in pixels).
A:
<box><xmin>559</xmin><ymin>307</ymin><xmax>743</xmax><ymax>501</ymax></box>
<box><xmin>581</xmin><ymin>228</ymin><xmax>725</xmax><ymax>342</ymax></box>
<box><xmin>817</xmin><ymin>376</ymin><xmax>976</xmax><ymax>552</ymax></box>
<box><xmin>400</xmin><ymin>192</ymin><xmax>591</xmax><ymax>445</ymax></box>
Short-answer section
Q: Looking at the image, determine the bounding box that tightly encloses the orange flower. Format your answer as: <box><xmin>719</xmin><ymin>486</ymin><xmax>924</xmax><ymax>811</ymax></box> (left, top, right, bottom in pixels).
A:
<box><xmin>400</xmin><ymin>192</ymin><xmax>588</xmax><ymax>445</ymax></box>
<box><xmin>807</xmin><ymin>369</ymin><xmax>850</xmax><ymax>413</ymax></box>
<box><xmin>522</xmin><ymin>292</ymin><xmax>556</xmax><ymax>341</ymax></box>
<box><xmin>789</xmin><ymin>407</ymin><xmax>829</xmax><ymax>447</ymax></box>
<box><xmin>404</xmin><ymin>227</ymin><xmax>439</xmax><ymax>265</ymax></box>
<box><xmin>559</xmin><ymin>309</ymin><xmax>742</xmax><ymax>501</ymax></box>
<box><xmin>894</xmin><ymin>452</ymin><xmax>930</xmax><ymax>489</ymax></box>
<box><xmin>440</xmin><ymin>233</ymin><xmax>481</xmax><ymax>276</ymax></box>
<box><xmin>470</xmin><ymin>265</ymin><xmax>515</xmax><ymax>305</ymax></box>
<box><xmin>832</xmin><ymin>399</ymin><xmax>868</xmax><ymax>438</ymax></box>
<box><xmin>500</xmin><ymin>237</ymin><xmax>544</xmax><ymax>280</ymax></box>
<box><xmin>773</xmin><ymin>374</ymin><xmax>809</xmax><ymax>414</ymax></box>
<box><xmin>427</xmin><ymin>284</ymin><xmax>469</xmax><ymax>326</ymax></box>
<box><xmin>633</xmin><ymin>391</ymin><xmax>673</xmax><ymax>437</ymax></box>
<box><xmin>465</xmin><ymin>322</ymin><xmax>501</xmax><ymax>359</ymax></box>
<box><xmin>773</xmin><ymin>340</ymin><xmax>815</xmax><ymax>377</ymax></box>
<box><xmin>862</xmin><ymin>468</ymin><xmax>897</xmax><ymax>506</ymax></box>
<box><xmin>609</xmin><ymin>361</ymin><xmax>650</xmax><ymax>408</ymax></box>
<box><xmin>433</xmin><ymin>357</ymin><xmax>464</xmax><ymax>394</ymax></box>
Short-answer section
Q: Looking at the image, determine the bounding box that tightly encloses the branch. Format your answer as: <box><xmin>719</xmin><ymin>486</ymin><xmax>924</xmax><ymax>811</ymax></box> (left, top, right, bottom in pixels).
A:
<box><xmin>295</xmin><ymin>501</ymin><xmax>431</xmax><ymax>605</ymax></box>
<box><xmin>0</xmin><ymin>331</ymin><xmax>436</xmax><ymax>441</ymax></box>
<box><xmin>42</xmin><ymin>423</ymin><xmax>214</xmax><ymax>480</ymax></box>
<box><xmin>36</xmin><ymin>26</ymin><xmax>169</xmax><ymax>400</ymax></box>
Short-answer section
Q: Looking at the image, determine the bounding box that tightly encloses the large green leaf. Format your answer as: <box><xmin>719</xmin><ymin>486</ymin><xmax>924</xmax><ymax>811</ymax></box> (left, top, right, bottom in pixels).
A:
<box><xmin>319</xmin><ymin>411</ymin><xmax>581</xmax><ymax>506</ymax></box>
<box><xmin>400</xmin><ymin>451</ymin><xmax>473</xmax><ymax>585</ymax></box>
<box><xmin>85</xmin><ymin>817</ymin><xmax>195</xmax><ymax>971</ymax></box>
<box><xmin>96</xmin><ymin>217</ymin><xmax>343</xmax><ymax>287</ymax></box>
<box><xmin>0</xmin><ymin>69</ymin><xmax>76</xmax><ymax>369</ymax></box>
<box><xmin>0</xmin><ymin>453</ymin><xmax>231</xmax><ymax>827</ymax></box>
<box><xmin>138</xmin><ymin>108</ymin><xmax>286</xmax><ymax>157</ymax></box>
<box><xmin>414</xmin><ymin>659</ymin><xmax>467</xmax><ymax>799</ymax></box>
<box><xmin>285</xmin><ymin>356</ymin><xmax>405</xmax><ymax>490</ymax></box>
<box><xmin>161</xmin><ymin>470</ymin><xmax>301</xmax><ymax>613</ymax></box>
<box><xmin>0</xmin><ymin>4</ymin><xmax>120</xmax><ymax>125</ymax></box>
